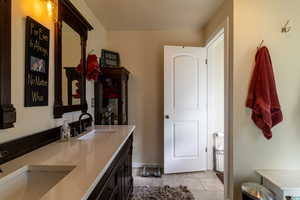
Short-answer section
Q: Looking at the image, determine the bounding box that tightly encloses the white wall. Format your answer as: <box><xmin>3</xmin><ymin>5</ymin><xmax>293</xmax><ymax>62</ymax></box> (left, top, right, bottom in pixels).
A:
<box><xmin>204</xmin><ymin>2</ymin><xmax>230</xmax><ymax>43</ymax></box>
<box><xmin>107</xmin><ymin>30</ymin><xmax>204</xmax><ymax>166</ymax></box>
<box><xmin>0</xmin><ymin>0</ymin><xmax>107</xmax><ymax>143</ymax></box>
<box><xmin>233</xmin><ymin>0</ymin><xmax>300</xmax><ymax>199</ymax></box>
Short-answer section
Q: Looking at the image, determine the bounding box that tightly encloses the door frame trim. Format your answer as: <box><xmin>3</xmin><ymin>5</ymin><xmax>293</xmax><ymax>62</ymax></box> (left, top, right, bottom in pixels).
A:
<box><xmin>206</xmin><ymin>28</ymin><xmax>225</xmax><ymax>172</ymax></box>
<box><xmin>205</xmin><ymin>17</ymin><xmax>230</xmax><ymax>199</ymax></box>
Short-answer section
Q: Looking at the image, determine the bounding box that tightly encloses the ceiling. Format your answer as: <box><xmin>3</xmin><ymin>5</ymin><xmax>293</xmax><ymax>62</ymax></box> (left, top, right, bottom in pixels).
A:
<box><xmin>84</xmin><ymin>0</ymin><xmax>224</xmax><ymax>31</ymax></box>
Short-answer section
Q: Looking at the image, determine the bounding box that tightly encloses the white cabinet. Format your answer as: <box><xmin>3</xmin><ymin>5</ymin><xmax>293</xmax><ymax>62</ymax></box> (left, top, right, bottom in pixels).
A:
<box><xmin>257</xmin><ymin>170</ymin><xmax>300</xmax><ymax>200</ymax></box>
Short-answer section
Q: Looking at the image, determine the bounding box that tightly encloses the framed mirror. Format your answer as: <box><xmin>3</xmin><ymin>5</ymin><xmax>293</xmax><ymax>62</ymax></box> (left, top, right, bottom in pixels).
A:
<box><xmin>62</xmin><ymin>22</ymin><xmax>82</xmax><ymax>106</ymax></box>
<box><xmin>54</xmin><ymin>0</ymin><xmax>93</xmax><ymax>118</ymax></box>
<box><xmin>0</xmin><ymin>0</ymin><xmax>16</xmax><ymax>129</ymax></box>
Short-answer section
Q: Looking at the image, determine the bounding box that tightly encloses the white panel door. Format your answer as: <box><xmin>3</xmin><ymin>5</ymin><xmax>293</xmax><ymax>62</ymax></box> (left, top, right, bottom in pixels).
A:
<box><xmin>164</xmin><ymin>46</ymin><xmax>207</xmax><ymax>174</ymax></box>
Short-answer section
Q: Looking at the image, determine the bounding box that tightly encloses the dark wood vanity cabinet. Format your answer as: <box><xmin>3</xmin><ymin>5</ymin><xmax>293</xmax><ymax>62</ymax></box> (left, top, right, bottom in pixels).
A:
<box><xmin>94</xmin><ymin>67</ymin><xmax>130</xmax><ymax>125</ymax></box>
<box><xmin>88</xmin><ymin>134</ymin><xmax>133</xmax><ymax>200</ymax></box>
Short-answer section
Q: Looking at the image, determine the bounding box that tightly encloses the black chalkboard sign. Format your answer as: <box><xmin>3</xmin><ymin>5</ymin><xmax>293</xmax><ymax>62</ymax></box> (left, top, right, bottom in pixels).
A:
<box><xmin>25</xmin><ymin>17</ymin><xmax>50</xmax><ymax>107</ymax></box>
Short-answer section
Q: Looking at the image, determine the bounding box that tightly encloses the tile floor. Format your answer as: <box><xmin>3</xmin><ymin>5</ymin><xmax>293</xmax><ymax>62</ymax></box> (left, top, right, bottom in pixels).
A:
<box><xmin>133</xmin><ymin>169</ymin><xmax>224</xmax><ymax>200</ymax></box>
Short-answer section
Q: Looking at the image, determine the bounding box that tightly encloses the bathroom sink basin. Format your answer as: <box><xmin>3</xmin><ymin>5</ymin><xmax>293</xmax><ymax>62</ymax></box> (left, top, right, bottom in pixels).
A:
<box><xmin>78</xmin><ymin>128</ymin><xmax>116</xmax><ymax>140</ymax></box>
<box><xmin>0</xmin><ymin>165</ymin><xmax>75</xmax><ymax>200</ymax></box>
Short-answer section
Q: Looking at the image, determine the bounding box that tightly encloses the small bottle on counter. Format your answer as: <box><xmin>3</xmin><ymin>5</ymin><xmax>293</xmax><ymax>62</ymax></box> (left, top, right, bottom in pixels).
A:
<box><xmin>114</xmin><ymin>119</ymin><xmax>118</xmax><ymax>125</ymax></box>
<box><xmin>60</xmin><ymin>121</ymin><xmax>71</xmax><ymax>141</ymax></box>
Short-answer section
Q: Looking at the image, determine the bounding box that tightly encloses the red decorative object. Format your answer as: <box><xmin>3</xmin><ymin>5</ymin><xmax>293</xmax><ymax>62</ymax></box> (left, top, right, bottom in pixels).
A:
<box><xmin>76</xmin><ymin>54</ymin><xmax>100</xmax><ymax>81</ymax></box>
<box><xmin>72</xmin><ymin>82</ymin><xmax>80</xmax><ymax>99</ymax></box>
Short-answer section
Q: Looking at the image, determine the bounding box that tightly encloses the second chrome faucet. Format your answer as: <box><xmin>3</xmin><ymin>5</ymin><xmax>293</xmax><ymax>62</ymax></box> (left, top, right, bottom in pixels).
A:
<box><xmin>79</xmin><ymin>112</ymin><xmax>93</xmax><ymax>133</ymax></box>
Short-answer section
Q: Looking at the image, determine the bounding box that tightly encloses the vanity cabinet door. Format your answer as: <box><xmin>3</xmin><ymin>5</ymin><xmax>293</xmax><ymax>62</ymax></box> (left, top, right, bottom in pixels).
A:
<box><xmin>88</xmin><ymin>134</ymin><xmax>133</xmax><ymax>200</ymax></box>
<box><xmin>117</xmin><ymin>163</ymin><xmax>125</xmax><ymax>200</ymax></box>
<box><xmin>96</xmin><ymin>174</ymin><xmax>118</xmax><ymax>200</ymax></box>
<box><xmin>117</xmin><ymin>138</ymin><xmax>133</xmax><ymax>200</ymax></box>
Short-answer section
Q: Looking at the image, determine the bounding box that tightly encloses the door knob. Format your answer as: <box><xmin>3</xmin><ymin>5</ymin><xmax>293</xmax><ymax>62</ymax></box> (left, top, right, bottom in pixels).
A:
<box><xmin>165</xmin><ymin>115</ymin><xmax>170</xmax><ymax>119</ymax></box>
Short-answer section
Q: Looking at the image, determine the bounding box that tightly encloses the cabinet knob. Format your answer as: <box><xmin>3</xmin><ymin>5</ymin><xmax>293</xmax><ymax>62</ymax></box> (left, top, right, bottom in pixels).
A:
<box><xmin>0</xmin><ymin>150</ymin><xmax>9</xmax><ymax>158</ymax></box>
<box><xmin>165</xmin><ymin>115</ymin><xmax>170</xmax><ymax>119</ymax></box>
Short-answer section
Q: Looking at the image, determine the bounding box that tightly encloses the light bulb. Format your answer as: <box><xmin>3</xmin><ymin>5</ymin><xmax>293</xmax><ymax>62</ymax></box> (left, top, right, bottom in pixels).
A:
<box><xmin>47</xmin><ymin>0</ymin><xmax>53</xmax><ymax>17</ymax></box>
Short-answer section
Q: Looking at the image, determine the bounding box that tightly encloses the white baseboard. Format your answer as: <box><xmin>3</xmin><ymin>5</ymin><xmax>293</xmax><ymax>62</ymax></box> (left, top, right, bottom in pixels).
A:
<box><xmin>132</xmin><ymin>162</ymin><xmax>162</xmax><ymax>168</ymax></box>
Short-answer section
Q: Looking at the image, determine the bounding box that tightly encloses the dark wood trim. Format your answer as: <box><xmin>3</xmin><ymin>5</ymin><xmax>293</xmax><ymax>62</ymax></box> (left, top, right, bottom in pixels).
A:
<box><xmin>0</xmin><ymin>127</ymin><xmax>60</xmax><ymax>165</ymax></box>
<box><xmin>54</xmin><ymin>21</ymin><xmax>63</xmax><ymax>113</ymax></box>
<box><xmin>61</xmin><ymin>0</ymin><xmax>93</xmax><ymax>32</ymax></box>
<box><xmin>100</xmin><ymin>67</ymin><xmax>130</xmax><ymax>79</ymax></box>
<box><xmin>0</xmin><ymin>0</ymin><xmax>16</xmax><ymax>129</ymax></box>
<box><xmin>64</xmin><ymin>67</ymin><xmax>82</xmax><ymax>106</ymax></box>
<box><xmin>0</xmin><ymin>118</ymin><xmax>92</xmax><ymax>165</ymax></box>
<box><xmin>80</xmin><ymin>37</ymin><xmax>88</xmax><ymax>110</ymax></box>
<box><xmin>54</xmin><ymin>0</ymin><xmax>93</xmax><ymax>118</ymax></box>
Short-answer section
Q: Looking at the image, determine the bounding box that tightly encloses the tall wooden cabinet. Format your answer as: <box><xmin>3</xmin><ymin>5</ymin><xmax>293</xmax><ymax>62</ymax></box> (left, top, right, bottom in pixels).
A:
<box><xmin>94</xmin><ymin>67</ymin><xmax>130</xmax><ymax>125</ymax></box>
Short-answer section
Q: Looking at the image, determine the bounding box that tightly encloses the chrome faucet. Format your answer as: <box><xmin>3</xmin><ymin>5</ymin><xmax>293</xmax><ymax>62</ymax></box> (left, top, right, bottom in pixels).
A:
<box><xmin>79</xmin><ymin>112</ymin><xmax>93</xmax><ymax>133</ymax></box>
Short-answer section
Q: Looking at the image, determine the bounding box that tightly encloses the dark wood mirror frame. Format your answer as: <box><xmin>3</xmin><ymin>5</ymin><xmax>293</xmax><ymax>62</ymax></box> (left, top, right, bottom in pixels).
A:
<box><xmin>54</xmin><ymin>0</ymin><xmax>93</xmax><ymax>118</ymax></box>
<box><xmin>0</xmin><ymin>0</ymin><xmax>16</xmax><ymax>129</ymax></box>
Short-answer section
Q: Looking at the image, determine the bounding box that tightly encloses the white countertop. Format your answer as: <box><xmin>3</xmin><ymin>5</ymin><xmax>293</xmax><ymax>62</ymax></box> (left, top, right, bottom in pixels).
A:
<box><xmin>257</xmin><ymin>170</ymin><xmax>300</xmax><ymax>191</ymax></box>
<box><xmin>0</xmin><ymin>125</ymin><xmax>135</xmax><ymax>200</ymax></box>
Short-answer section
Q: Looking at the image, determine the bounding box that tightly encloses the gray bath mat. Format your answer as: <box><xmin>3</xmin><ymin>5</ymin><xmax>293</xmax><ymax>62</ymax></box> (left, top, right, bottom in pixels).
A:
<box><xmin>132</xmin><ymin>185</ymin><xmax>195</xmax><ymax>200</ymax></box>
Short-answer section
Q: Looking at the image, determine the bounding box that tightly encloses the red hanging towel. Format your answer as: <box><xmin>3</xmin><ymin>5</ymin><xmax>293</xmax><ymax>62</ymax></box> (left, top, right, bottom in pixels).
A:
<box><xmin>76</xmin><ymin>54</ymin><xmax>100</xmax><ymax>81</ymax></box>
<box><xmin>246</xmin><ymin>47</ymin><xmax>283</xmax><ymax>139</ymax></box>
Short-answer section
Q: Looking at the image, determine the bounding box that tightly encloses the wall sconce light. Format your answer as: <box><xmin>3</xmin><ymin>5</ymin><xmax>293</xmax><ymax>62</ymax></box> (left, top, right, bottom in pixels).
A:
<box><xmin>44</xmin><ymin>0</ymin><xmax>57</xmax><ymax>22</ymax></box>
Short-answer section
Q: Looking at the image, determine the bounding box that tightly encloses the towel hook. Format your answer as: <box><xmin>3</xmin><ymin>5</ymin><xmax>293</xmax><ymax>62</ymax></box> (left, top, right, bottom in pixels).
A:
<box><xmin>88</xmin><ymin>49</ymin><xmax>95</xmax><ymax>54</ymax></box>
<box><xmin>282</xmin><ymin>20</ymin><xmax>292</xmax><ymax>33</ymax></box>
<box><xmin>257</xmin><ymin>40</ymin><xmax>264</xmax><ymax>49</ymax></box>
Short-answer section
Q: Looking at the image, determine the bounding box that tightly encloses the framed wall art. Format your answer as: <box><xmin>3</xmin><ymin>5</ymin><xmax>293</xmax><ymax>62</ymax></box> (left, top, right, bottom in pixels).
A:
<box><xmin>25</xmin><ymin>17</ymin><xmax>50</xmax><ymax>107</ymax></box>
<box><xmin>100</xmin><ymin>49</ymin><xmax>120</xmax><ymax>67</ymax></box>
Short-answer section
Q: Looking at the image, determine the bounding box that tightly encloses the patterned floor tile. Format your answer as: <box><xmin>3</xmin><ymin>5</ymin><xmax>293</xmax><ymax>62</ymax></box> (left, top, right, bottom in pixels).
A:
<box><xmin>133</xmin><ymin>169</ymin><xmax>224</xmax><ymax>200</ymax></box>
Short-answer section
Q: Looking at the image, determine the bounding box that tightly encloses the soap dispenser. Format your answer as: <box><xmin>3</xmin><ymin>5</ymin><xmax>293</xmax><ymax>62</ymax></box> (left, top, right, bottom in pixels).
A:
<box><xmin>60</xmin><ymin>120</ymin><xmax>71</xmax><ymax>141</ymax></box>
